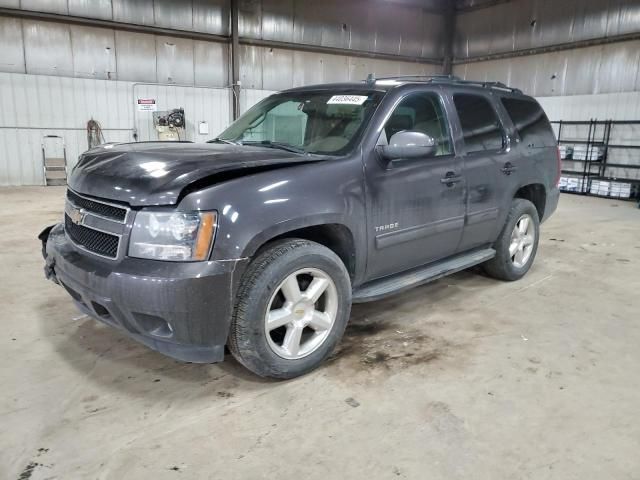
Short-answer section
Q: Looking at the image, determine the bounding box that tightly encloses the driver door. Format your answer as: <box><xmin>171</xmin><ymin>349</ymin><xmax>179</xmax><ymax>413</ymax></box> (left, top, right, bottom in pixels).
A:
<box><xmin>364</xmin><ymin>90</ymin><xmax>466</xmax><ymax>280</ymax></box>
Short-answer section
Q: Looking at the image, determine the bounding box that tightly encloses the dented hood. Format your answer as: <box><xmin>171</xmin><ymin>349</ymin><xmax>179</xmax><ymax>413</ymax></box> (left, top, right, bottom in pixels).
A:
<box><xmin>69</xmin><ymin>142</ymin><xmax>324</xmax><ymax>206</ymax></box>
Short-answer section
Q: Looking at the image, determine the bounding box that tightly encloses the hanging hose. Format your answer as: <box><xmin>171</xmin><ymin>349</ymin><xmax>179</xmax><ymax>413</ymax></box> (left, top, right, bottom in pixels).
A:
<box><xmin>86</xmin><ymin>119</ymin><xmax>106</xmax><ymax>149</ymax></box>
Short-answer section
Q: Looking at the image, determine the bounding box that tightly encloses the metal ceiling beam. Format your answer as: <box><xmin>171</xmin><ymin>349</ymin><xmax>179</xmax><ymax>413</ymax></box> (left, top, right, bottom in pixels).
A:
<box><xmin>380</xmin><ymin>0</ymin><xmax>448</xmax><ymax>15</ymax></box>
<box><xmin>240</xmin><ymin>38</ymin><xmax>442</xmax><ymax>65</ymax></box>
<box><xmin>455</xmin><ymin>0</ymin><xmax>515</xmax><ymax>13</ymax></box>
<box><xmin>0</xmin><ymin>7</ymin><xmax>443</xmax><ymax>66</ymax></box>
<box><xmin>0</xmin><ymin>7</ymin><xmax>229</xmax><ymax>43</ymax></box>
<box><xmin>453</xmin><ymin>31</ymin><xmax>640</xmax><ymax>64</ymax></box>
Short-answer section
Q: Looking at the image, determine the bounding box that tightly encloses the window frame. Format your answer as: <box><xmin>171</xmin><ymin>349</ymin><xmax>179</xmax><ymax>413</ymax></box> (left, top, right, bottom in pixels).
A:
<box><xmin>498</xmin><ymin>95</ymin><xmax>555</xmax><ymax>148</ymax></box>
<box><xmin>218</xmin><ymin>89</ymin><xmax>386</xmax><ymax>156</ymax></box>
<box><xmin>451</xmin><ymin>91</ymin><xmax>509</xmax><ymax>156</ymax></box>
<box><xmin>376</xmin><ymin>89</ymin><xmax>455</xmax><ymax>160</ymax></box>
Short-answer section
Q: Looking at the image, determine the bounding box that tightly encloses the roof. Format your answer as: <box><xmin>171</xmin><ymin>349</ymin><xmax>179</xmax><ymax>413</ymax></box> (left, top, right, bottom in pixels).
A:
<box><xmin>281</xmin><ymin>82</ymin><xmax>390</xmax><ymax>93</ymax></box>
<box><xmin>280</xmin><ymin>75</ymin><xmax>524</xmax><ymax>95</ymax></box>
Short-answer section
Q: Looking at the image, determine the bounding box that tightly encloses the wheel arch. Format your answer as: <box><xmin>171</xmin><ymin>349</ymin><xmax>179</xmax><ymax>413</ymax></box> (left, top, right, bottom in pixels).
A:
<box><xmin>514</xmin><ymin>183</ymin><xmax>546</xmax><ymax>220</ymax></box>
<box><xmin>242</xmin><ymin>217</ymin><xmax>359</xmax><ymax>281</ymax></box>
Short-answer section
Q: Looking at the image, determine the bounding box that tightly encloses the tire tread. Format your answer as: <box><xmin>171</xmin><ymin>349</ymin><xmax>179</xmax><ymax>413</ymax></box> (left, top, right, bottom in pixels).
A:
<box><xmin>483</xmin><ymin>198</ymin><xmax>540</xmax><ymax>281</ymax></box>
<box><xmin>228</xmin><ymin>239</ymin><xmax>350</xmax><ymax>378</ymax></box>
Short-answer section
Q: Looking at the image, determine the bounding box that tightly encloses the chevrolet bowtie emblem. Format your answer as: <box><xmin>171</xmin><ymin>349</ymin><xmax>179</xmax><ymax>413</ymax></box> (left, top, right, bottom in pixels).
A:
<box><xmin>69</xmin><ymin>206</ymin><xmax>86</xmax><ymax>225</ymax></box>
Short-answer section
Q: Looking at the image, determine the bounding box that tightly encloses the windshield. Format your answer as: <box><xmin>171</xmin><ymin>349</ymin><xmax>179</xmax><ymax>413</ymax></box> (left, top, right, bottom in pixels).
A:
<box><xmin>216</xmin><ymin>90</ymin><xmax>384</xmax><ymax>155</ymax></box>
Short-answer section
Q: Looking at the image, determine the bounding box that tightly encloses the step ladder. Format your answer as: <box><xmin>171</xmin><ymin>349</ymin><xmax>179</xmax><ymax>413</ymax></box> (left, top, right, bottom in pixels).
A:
<box><xmin>42</xmin><ymin>135</ymin><xmax>67</xmax><ymax>186</ymax></box>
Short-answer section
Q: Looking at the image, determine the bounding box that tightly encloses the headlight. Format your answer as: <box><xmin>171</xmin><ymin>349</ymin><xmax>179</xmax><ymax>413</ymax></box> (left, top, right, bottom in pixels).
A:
<box><xmin>129</xmin><ymin>211</ymin><xmax>217</xmax><ymax>261</ymax></box>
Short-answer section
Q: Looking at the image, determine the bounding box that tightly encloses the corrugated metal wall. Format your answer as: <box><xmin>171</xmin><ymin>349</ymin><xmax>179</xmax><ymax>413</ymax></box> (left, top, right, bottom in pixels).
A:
<box><xmin>239</xmin><ymin>0</ymin><xmax>446</xmax><ymax>59</ymax></box>
<box><xmin>452</xmin><ymin>0</ymin><xmax>640</xmax><ymax>101</ymax></box>
<box><xmin>7</xmin><ymin>0</ymin><xmax>639</xmax><ymax>184</ymax></box>
<box><xmin>0</xmin><ymin>72</ymin><xmax>233</xmax><ymax>186</ymax></box>
<box><xmin>239</xmin><ymin>88</ymin><xmax>273</xmax><ymax>114</ymax></box>
<box><xmin>2</xmin><ymin>0</ymin><xmax>231</xmax><ymax>33</ymax></box>
<box><xmin>452</xmin><ymin>0</ymin><xmax>640</xmax><ymax>180</ymax></box>
<box><xmin>239</xmin><ymin>45</ymin><xmax>441</xmax><ymax>91</ymax></box>
<box><xmin>0</xmin><ymin>0</ymin><xmax>446</xmax><ymax>85</ymax></box>
<box><xmin>454</xmin><ymin>0</ymin><xmax>640</xmax><ymax>60</ymax></box>
<box><xmin>0</xmin><ymin>16</ymin><xmax>230</xmax><ymax>85</ymax></box>
<box><xmin>453</xmin><ymin>39</ymin><xmax>640</xmax><ymax>97</ymax></box>
<box><xmin>537</xmin><ymin>91</ymin><xmax>640</xmax><ymax>121</ymax></box>
<box><xmin>0</xmin><ymin>1</ymin><xmax>447</xmax><ymax>185</ymax></box>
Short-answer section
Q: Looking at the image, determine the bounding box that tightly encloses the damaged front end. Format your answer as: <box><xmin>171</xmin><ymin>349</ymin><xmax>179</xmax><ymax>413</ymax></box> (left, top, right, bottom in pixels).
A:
<box><xmin>38</xmin><ymin>225</ymin><xmax>58</xmax><ymax>284</ymax></box>
<box><xmin>38</xmin><ymin>218</ymin><xmax>238</xmax><ymax>363</ymax></box>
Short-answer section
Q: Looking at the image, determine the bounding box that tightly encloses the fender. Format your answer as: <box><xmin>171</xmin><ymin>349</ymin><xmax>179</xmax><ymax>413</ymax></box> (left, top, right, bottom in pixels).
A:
<box><xmin>178</xmin><ymin>155</ymin><xmax>368</xmax><ymax>284</ymax></box>
<box><xmin>242</xmin><ymin>214</ymin><xmax>351</xmax><ymax>258</ymax></box>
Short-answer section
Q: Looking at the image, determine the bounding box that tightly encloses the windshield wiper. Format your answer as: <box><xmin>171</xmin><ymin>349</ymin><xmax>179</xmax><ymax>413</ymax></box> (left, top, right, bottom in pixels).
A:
<box><xmin>207</xmin><ymin>137</ymin><xmax>238</xmax><ymax>145</ymax></box>
<box><xmin>241</xmin><ymin>140</ymin><xmax>306</xmax><ymax>154</ymax></box>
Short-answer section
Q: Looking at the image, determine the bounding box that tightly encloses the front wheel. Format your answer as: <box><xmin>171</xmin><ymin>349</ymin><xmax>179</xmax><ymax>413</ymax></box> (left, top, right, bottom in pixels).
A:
<box><xmin>228</xmin><ymin>239</ymin><xmax>352</xmax><ymax>379</ymax></box>
<box><xmin>483</xmin><ymin>198</ymin><xmax>540</xmax><ymax>281</ymax></box>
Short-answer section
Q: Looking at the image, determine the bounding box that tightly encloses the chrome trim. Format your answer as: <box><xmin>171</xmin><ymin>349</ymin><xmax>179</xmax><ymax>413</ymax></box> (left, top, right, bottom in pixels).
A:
<box><xmin>67</xmin><ymin>188</ymin><xmax>130</xmax><ymax>224</ymax></box>
<box><xmin>63</xmin><ymin>189</ymin><xmax>130</xmax><ymax>261</ymax></box>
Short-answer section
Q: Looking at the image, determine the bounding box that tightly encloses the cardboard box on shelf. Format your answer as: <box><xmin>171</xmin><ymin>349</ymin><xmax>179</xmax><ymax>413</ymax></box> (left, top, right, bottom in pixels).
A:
<box><xmin>564</xmin><ymin>176</ymin><xmax>587</xmax><ymax>192</ymax></box>
<box><xmin>609</xmin><ymin>181</ymin><xmax>632</xmax><ymax>198</ymax></box>
<box><xmin>559</xmin><ymin>145</ymin><xmax>573</xmax><ymax>159</ymax></box>
<box><xmin>572</xmin><ymin>145</ymin><xmax>604</xmax><ymax>161</ymax></box>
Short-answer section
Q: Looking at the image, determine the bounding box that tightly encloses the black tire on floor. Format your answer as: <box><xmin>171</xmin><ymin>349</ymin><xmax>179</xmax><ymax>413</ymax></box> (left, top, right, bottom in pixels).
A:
<box><xmin>483</xmin><ymin>198</ymin><xmax>540</xmax><ymax>281</ymax></box>
<box><xmin>228</xmin><ymin>239</ymin><xmax>352</xmax><ymax>379</ymax></box>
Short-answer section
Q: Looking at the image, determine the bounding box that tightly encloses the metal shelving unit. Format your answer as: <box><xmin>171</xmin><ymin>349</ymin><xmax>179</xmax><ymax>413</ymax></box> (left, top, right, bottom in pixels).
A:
<box><xmin>552</xmin><ymin>119</ymin><xmax>640</xmax><ymax>200</ymax></box>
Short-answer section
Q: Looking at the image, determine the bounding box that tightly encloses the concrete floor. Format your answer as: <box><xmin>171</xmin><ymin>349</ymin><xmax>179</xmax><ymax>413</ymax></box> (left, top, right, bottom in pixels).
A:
<box><xmin>1</xmin><ymin>187</ymin><xmax>639</xmax><ymax>480</ymax></box>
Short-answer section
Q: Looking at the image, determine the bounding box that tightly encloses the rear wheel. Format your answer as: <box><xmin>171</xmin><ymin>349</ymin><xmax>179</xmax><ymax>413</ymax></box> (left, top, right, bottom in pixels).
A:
<box><xmin>484</xmin><ymin>198</ymin><xmax>540</xmax><ymax>281</ymax></box>
<box><xmin>228</xmin><ymin>239</ymin><xmax>351</xmax><ymax>379</ymax></box>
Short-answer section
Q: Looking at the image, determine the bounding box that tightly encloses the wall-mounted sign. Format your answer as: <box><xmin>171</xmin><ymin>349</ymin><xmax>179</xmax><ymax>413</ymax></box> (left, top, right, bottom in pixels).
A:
<box><xmin>137</xmin><ymin>98</ymin><xmax>157</xmax><ymax>111</ymax></box>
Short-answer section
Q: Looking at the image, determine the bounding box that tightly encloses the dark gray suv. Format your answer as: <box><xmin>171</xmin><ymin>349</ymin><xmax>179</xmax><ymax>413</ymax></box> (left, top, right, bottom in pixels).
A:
<box><xmin>41</xmin><ymin>75</ymin><xmax>560</xmax><ymax>378</ymax></box>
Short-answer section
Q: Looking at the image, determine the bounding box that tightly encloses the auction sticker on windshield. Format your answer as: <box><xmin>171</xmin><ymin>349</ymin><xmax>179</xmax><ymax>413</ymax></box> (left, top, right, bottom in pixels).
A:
<box><xmin>327</xmin><ymin>95</ymin><xmax>368</xmax><ymax>105</ymax></box>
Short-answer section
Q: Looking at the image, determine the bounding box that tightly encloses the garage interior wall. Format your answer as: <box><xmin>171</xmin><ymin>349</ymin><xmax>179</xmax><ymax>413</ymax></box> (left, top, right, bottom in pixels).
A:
<box><xmin>1</xmin><ymin>0</ymin><xmax>640</xmax><ymax>185</ymax></box>
<box><xmin>452</xmin><ymin>0</ymin><xmax>640</xmax><ymax>120</ymax></box>
<box><xmin>0</xmin><ymin>0</ymin><xmax>446</xmax><ymax>185</ymax></box>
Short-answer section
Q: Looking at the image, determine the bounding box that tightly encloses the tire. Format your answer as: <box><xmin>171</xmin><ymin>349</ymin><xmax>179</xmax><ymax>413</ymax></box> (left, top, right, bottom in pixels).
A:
<box><xmin>483</xmin><ymin>198</ymin><xmax>540</xmax><ymax>281</ymax></box>
<box><xmin>228</xmin><ymin>239</ymin><xmax>352</xmax><ymax>379</ymax></box>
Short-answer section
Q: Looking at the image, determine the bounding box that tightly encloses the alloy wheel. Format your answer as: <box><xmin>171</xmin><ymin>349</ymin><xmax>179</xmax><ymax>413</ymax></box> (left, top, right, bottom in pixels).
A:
<box><xmin>509</xmin><ymin>213</ymin><xmax>535</xmax><ymax>268</ymax></box>
<box><xmin>264</xmin><ymin>268</ymin><xmax>338</xmax><ymax>360</ymax></box>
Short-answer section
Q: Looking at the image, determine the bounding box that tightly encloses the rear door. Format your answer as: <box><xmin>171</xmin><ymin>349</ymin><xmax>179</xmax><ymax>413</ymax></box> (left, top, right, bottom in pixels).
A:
<box><xmin>448</xmin><ymin>91</ymin><xmax>517</xmax><ymax>251</ymax></box>
<box><xmin>498</xmin><ymin>96</ymin><xmax>559</xmax><ymax>194</ymax></box>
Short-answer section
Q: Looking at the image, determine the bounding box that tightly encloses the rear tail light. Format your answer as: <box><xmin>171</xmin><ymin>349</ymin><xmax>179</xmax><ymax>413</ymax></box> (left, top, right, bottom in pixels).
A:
<box><xmin>555</xmin><ymin>146</ymin><xmax>562</xmax><ymax>186</ymax></box>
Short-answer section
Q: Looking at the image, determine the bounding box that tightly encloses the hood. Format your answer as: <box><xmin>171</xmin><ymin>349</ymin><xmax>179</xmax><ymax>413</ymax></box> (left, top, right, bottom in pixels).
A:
<box><xmin>69</xmin><ymin>142</ymin><xmax>325</xmax><ymax>206</ymax></box>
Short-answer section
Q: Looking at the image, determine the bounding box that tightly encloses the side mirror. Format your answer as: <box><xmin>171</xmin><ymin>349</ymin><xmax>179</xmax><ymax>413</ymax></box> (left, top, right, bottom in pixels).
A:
<box><xmin>379</xmin><ymin>131</ymin><xmax>437</xmax><ymax>162</ymax></box>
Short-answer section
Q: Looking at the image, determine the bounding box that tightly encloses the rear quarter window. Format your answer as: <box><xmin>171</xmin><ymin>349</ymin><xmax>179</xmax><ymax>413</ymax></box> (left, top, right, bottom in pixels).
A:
<box><xmin>453</xmin><ymin>94</ymin><xmax>504</xmax><ymax>153</ymax></box>
<box><xmin>501</xmin><ymin>97</ymin><xmax>556</xmax><ymax>147</ymax></box>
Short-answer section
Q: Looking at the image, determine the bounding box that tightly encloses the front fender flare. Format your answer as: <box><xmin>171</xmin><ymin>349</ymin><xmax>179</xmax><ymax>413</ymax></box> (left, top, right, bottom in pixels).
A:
<box><xmin>241</xmin><ymin>213</ymin><xmax>350</xmax><ymax>259</ymax></box>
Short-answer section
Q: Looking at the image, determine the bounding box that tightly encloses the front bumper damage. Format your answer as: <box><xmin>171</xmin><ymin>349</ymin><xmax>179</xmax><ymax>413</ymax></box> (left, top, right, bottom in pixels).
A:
<box><xmin>39</xmin><ymin>225</ymin><xmax>58</xmax><ymax>283</ymax></box>
<box><xmin>40</xmin><ymin>223</ymin><xmax>247</xmax><ymax>363</ymax></box>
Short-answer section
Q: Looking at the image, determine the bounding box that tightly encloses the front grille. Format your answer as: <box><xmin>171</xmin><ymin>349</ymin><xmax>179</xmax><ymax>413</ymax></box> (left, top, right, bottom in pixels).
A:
<box><xmin>65</xmin><ymin>215</ymin><xmax>119</xmax><ymax>258</ymax></box>
<box><xmin>67</xmin><ymin>190</ymin><xmax>127</xmax><ymax>222</ymax></box>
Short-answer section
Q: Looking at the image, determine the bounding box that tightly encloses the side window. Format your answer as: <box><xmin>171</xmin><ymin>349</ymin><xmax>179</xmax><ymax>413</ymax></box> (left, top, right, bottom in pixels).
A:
<box><xmin>382</xmin><ymin>92</ymin><xmax>453</xmax><ymax>156</ymax></box>
<box><xmin>501</xmin><ymin>97</ymin><xmax>556</xmax><ymax>147</ymax></box>
<box><xmin>453</xmin><ymin>94</ymin><xmax>504</xmax><ymax>153</ymax></box>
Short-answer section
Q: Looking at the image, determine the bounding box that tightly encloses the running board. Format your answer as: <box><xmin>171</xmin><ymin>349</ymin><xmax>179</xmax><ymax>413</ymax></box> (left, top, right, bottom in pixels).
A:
<box><xmin>352</xmin><ymin>248</ymin><xmax>495</xmax><ymax>303</ymax></box>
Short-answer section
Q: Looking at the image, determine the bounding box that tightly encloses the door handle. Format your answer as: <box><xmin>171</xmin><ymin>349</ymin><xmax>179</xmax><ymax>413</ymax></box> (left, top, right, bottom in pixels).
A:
<box><xmin>501</xmin><ymin>162</ymin><xmax>517</xmax><ymax>175</ymax></box>
<box><xmin>440</xmin><ymin>171</ymin><xmax>462</xmax><ymax>186</ymax></box>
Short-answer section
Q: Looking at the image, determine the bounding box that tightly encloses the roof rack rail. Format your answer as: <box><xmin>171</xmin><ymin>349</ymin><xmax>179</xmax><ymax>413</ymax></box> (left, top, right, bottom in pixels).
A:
<box><xmin>374</xmin><ymin>74</ymin><xmax>462</xmax><ymax>81</ymax></box>
<box><xmin>364</xmin><ymin>74</ymin><xmax>522</xmax><ymax>94</ymax></box>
